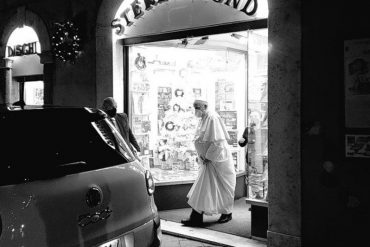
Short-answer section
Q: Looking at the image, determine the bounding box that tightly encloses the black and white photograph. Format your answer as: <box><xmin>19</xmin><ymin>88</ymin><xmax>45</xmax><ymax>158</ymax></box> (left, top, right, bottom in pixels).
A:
<box><xmin>344</xmin><ymin>39</ymin><xmax>370</xmax><ymax>128</ymax></box>
<box><xmin>0</xmin><ymin>0</ymin><xmax>368</xmax><ymax>246</ymax></box>
<box><xmin>345</xmin><ymin>134</ymin><xmax>370</xmax><ymax>158</ymax></box>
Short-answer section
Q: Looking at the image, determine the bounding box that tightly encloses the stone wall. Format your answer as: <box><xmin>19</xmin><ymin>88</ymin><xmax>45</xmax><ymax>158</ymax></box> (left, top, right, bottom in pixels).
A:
<box><xmin>301</xmin><ymin>2</ymin><xmax>370</xmax><ymax>246</ymax></box>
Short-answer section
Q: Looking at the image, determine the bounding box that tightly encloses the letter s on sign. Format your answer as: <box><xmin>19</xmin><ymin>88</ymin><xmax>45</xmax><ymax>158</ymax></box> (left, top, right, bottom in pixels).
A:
<box><xmin>111</xmin><ymin>18</ymin><xmax>125</xmax><ymax>35</ymax></box>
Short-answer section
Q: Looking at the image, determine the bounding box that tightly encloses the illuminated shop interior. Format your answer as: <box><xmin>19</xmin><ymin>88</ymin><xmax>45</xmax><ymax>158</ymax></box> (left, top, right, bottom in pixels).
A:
<box><xmin>5</xmin><ymin>25</ymin><xmax>44</xmax><ymax>105</ymax></box>
<box><xmin>128</xmin><ymin>29</ymin><xmax>268</xmax><ymax>200</ymax></box>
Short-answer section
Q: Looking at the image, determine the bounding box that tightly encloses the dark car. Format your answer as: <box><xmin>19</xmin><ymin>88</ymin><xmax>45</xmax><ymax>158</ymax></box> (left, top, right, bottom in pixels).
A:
<box><xmin>0</xmin><ymin>105</ymin><xmax>161</xmax><ymax>247</ymax></box>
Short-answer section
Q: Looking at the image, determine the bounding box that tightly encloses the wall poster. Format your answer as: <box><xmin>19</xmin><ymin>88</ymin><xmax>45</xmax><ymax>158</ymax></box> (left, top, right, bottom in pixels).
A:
<box><xmin>345</xmin><ymin>134</ymin><xmax>370</xmax><ymax>158</ymax></box>
<box><xmin>344</xmin><ymin>39</ymin><xmax>370</xmax><ymax>128</ymax></box>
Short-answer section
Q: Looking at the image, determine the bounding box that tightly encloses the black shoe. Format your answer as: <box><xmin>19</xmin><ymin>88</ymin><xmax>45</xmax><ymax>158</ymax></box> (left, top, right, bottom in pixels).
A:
<box><xmin>218</xmin><ymin>213</ymin><xmax>232</xmax><ymax>223</ymax></box>
<box><xmin>181</xmin><ymin>218</ymin><xmax>203</xmax><ymax>227</ymax></box>
<box><xmin>181</xmin><ymin>209</ymin><xmax>203</xmax><ymax>226</ymax></box>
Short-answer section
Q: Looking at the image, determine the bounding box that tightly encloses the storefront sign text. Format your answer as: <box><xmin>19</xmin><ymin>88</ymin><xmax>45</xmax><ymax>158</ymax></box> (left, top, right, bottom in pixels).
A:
<box><xmin>111</xmin><ymin>0</ymin><xmax>258</xmax><ymax>36</ymax></box>
<box><xmin>7</xmin><ymin>42</ymin><xmax>38</xmax><ymax>57</ymax></box>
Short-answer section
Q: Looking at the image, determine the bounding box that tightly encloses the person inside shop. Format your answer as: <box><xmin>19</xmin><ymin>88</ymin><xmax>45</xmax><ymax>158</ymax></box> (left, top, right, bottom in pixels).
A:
<box><xmin>181</xmin><ymin>99</ymin><xmax>236</xmax><ymax>227</ymax></box>
<box><xmin>12</xmin><ymin>99</ymin><xmax>26</xmax><ymax>108</ymax></box>
<box><xmin>238</xmin><ymin>123</ymin><xmax>256</xmax><ymax>151</ymax></box>
<box><xmin>101</xmin><ymin>97</ymin><xmax>141</xmax><ymax>157</ymax></box>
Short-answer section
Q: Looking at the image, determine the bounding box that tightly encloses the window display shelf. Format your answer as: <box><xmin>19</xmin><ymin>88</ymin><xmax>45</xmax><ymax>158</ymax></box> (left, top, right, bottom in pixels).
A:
<box><xmin>132</xmin><ymin>90</ymin><xmax>150</xmax><ymax>93</ymax></box>
<box><xmin>152</xmin><ymin>168</ymin><xmax>247</xmax><ymax>186</ymax></box>
<box><xmin>135</xmin><ymin>132</ymin><xmax>149</xmax><ymax>135</ymax></box>
<box><xmin>151</xmin><ymin>168</ymin><xmax>198</xmax><ymax>185</ymax></box>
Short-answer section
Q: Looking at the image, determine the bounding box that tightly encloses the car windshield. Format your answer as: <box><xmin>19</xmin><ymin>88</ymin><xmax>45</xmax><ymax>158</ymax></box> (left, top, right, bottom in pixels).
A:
<box><xmin>0</xmin><ymin>108</ymin><xmax>135</xmax><ymax>185</ymax></box>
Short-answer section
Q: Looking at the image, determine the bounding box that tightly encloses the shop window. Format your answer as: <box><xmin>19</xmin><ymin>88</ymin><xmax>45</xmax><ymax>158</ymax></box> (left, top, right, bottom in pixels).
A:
<box><xmin>247</xmin><ymin>29</ymin><xmax>268</xmax><ymax>201</ymax></box>
<box><xmin>24</xmin><ymin>81</ymin><xmax>44</xmax><ymax>105</ymax></box>
<box><xmin>128</xmin><ymin>30</ymin><xmax>268</xmax><ymax>188</ymax></box>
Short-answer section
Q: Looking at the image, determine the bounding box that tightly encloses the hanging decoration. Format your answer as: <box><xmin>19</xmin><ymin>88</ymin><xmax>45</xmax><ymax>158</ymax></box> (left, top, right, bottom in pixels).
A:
<box><xmin>135</xmin><ymin>53</ymin><xmax>146</xmax><ymax>70</ymax></box>
<box><xmin>51</xmin><ymin>21</ymin><xmax>82</xmax><ymax>63</ymax></box>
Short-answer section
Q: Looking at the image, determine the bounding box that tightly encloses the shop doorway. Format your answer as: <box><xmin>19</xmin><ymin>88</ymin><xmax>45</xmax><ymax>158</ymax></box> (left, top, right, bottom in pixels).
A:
<box><xmin>5</xmin><ymin>25</ymin><xmax>44</xmax><ymax>105</ymax></box>
<box><xmin>124</xmin><ymin>28</ymin><xmax>268</xmax><ymax>238</ymax></box>
<box><xmin>104</xmin><ymin>0</ymin><xmax>269</xmax><ymax>241</ymax></box>
<box><xmin>13</xmin><ymin>76</ymin><xmax>44</xmax><ymax>105</ymax></box>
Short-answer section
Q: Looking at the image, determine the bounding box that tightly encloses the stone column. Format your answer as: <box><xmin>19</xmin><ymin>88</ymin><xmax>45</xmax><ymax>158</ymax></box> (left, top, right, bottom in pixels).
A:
<box><xmin>38</xmin><ymin>50</ymin><xmax>55</xmax><ymax>105</ymax></box>
<box><xmin>0</xmin><ymin>58</ymin><xmax>14</xmax><ymax>105</ymax></box>
<box><xmin>267</xmin><ymin>0</ymin><xmax>302</xmax><ymax>246</ymax></box>
<box><xmin>96</xmin><ymin>25</ymin><xmax>114</xmax><ymax>108</ymax></box>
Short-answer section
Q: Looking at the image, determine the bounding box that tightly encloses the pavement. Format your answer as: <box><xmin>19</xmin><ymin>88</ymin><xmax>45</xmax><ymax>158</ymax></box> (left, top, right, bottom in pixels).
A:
<box><xmin>162</xmin><ymin>234</ymin><xmax>222</xmax><ymax>247</ymax></box>
<box><xmin>160</xmin><ymin>220</ymin><xmax>266</xmax><ymax>247</ymax></box>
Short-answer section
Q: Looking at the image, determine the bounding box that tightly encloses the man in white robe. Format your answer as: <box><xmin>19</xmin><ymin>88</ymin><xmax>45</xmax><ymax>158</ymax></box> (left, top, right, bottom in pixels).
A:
<box><xmin>181</xmin><ymin>99</ymin><xmax>236</xmax><ymax>226</ymax></box>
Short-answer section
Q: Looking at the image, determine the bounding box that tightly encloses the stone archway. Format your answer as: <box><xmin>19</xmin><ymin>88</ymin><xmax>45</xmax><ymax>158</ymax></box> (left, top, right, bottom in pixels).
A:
<box><xmin>96</xmin><ymin>1</ymin><xmax>303</xmax><ymax>246</ymax></box>
<box><xmin>0</xmin><ymin>6</ymin><xmax>54</xmax><ymax>104</ymax></box>
<box><xmin>0</xmin><ymin>7</ymin><xmax>51</xmax><ymax>57</ymax></box>
<box><xmin>95</xmin><ymin>0</ymin><xmax>268</xmax><ymax>111</ymax></box>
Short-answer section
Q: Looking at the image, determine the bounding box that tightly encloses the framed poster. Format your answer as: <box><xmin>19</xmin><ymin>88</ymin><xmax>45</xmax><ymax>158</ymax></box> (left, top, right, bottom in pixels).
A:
<box><xmin>218</xmin><ymin>111</ymin><xmax>237</xmax><ymax>129</ymax></box>
<box><xmin>227</xmin><ymin>130</ymin><xmax>238</xmax><ymax>147</ymax></box>
<box><xmin>345</xmin><ymin>134</ymin><xmax>370</xmax><ymax>158</ymax></box>
<box><xmin>344</xmin><ymin>39</ymin><xmax>370</xmax><ymax>128</ymax></box>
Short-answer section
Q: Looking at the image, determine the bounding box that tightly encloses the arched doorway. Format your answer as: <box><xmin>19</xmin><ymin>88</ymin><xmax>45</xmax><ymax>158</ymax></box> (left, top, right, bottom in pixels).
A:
<box><xmin>96</xmin><ymin>0</ymin><xmax>303</xmax><ymax>246</ymax></box>
<box><xmin>98</xmin><ymin>0</ymin><xmax>268</xmax><ymax>239</ymax></box>
<box><xmin>0</xmin><ymin>7</ymin><xmax>54</xmax><ymax>105</ymax></box>
<box><xmin>5</xmin><ymin>25</ymin><xmax>43</xmax><ymax>105</ymax></box>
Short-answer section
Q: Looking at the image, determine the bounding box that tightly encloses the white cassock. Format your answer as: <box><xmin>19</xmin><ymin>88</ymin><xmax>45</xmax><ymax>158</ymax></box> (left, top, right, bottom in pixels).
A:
<box><xmin>187</xmin><ymin>110</ymin><xmax>236</xmax><ymax>215</ymax></box>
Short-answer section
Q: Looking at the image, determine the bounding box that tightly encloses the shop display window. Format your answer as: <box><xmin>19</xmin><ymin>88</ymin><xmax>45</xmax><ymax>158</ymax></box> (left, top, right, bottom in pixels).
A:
<box><xmin>24</xmin><ymin>81</ymin><xmax>44</xmax><ymax>105</ymax></box>
<box><xmin>246</xmin><ymin>29</ymin><xmax>268</xmax><ymax>201</ymax></box>
<box><xmin>128</xmin><ymin>30</ymin><xmax>267</xmax><ymax>186</ymax></box>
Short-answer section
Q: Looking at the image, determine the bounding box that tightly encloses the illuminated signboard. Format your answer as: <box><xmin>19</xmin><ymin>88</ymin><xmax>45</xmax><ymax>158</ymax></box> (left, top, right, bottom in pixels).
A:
<box><xmin>111</xmin><ymin>0</ymin><xmax>259</xmax><ymax>36</ymax></box>
<box><xmin>7</xmin><ymin>42</ymin><xmax>39</xmax><ymax>57</ymax></box>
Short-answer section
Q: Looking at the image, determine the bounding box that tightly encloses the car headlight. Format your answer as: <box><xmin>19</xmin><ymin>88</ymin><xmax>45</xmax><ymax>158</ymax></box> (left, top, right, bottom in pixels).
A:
<box><xmin>145</xmin><ymin>170</ymin><xmax>155</xmax><ymax>196</ymax></box>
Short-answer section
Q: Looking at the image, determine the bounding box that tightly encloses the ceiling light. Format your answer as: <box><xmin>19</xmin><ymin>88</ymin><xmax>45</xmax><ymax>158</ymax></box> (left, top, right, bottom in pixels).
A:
<box><xmin>194</xmin><ymin>36</ymin><xmax>209</xmax><ymax>45</ymax></box>
<box><xmin>231</xmin><ymin>33</ymin><xmax>245</xmax><ymax>39</ymax></box>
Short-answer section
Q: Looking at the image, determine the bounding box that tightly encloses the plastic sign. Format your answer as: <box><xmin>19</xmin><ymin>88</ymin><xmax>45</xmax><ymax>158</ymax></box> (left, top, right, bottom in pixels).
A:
<box><xmin>7</xmin><ymin>42</ymin><xmax>39</xmax><ymax>57</ymax></box>
<box><xmin>111</xmin><ymin>0</ymin><xmax>258</xmax><ymax>36</ymax></box>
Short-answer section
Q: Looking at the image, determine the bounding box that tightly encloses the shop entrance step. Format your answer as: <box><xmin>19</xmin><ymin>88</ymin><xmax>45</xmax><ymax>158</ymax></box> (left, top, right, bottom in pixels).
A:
<box><xmin>161</xmin><ymin>219</ymin><xmax>266</xmax><ymax>247</ymax></box>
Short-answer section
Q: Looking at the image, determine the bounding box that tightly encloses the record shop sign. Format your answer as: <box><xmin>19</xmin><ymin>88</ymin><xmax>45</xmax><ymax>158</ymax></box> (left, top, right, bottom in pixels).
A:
<box><xmin>7</xmin><ymin>42</ymin><xmax>38</xmax><ymax>57</ymax></box>
<box><xmin>111</xmin><ymin>0</ymin><xmax>258</xmax><ymax>36</ymax></box>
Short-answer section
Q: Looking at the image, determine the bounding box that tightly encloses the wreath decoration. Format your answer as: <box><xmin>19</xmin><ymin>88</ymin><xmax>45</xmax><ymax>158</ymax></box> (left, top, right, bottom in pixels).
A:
<box><xmin>165</xmin><ymin>121</ymin><xmax>175</xmax><ymax>131</ymax></box>
<box><xmin>51</xmin><ymin>21</ymin><xmax>82</xmax><ymax>63</ymax></box>
<box><xmin>175</xmin><ymin>89</ymin><xmax>184</xmax><ymax>97</ymax></box>
<box><xmin>173</xmin><ymin>104</ymin><xmax>181</xmax><ymax>112</ymax></box>
<box><xmin>135</xmin><ymin>53</ymin><xmax>146</xmax><ymax>70</ymax></box>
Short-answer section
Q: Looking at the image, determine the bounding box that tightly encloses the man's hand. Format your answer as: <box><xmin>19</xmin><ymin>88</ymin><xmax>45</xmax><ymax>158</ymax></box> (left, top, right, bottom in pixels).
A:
<box><xmin>203</xmin><ymin>159</ymin><xmax>211</xmax><ymax>165</ymax></box>
<box><xmin>200</xmin><ymin>155</ymin><xmax>211</xmax><ymax>165</ymax></box>
<box><xmin>133</xmin><ymin>149</ymin><xmax>141</xmax><ymax>161</ymax></box>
